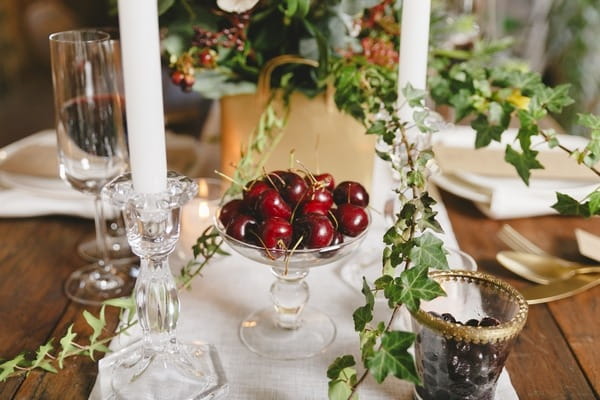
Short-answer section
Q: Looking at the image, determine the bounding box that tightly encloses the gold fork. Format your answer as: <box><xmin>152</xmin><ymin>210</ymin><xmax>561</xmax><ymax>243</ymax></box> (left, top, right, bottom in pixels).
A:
<box><xmin>497</xmin><ymin>224</ymin><xmax>549</xmax><ymax>256</ymax></box>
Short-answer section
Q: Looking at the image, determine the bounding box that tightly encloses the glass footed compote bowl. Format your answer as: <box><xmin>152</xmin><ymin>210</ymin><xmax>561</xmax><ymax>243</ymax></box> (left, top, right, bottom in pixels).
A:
<box><xmin>214</xmin><ymin>210</ymin><xmax>370</xmax><ymax>360</ymax></box>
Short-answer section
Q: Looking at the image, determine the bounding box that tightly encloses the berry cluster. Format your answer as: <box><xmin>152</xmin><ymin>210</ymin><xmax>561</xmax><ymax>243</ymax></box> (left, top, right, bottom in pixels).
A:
<box><xmin>415</xmin><ymin>312</ymin><xmax>507</xmax><ymax>400</ymax></box>
<box><xmin>169</xmin><ymin>52</ymin><xmax>197</xmax><ymax>92</ymax></box>
<box><xmin>218</xmin><ymin>170</ymin><xmax>369</xmax><ymax>259</ymax></box>
<box><xmin>360</xmin><ymin>37</ymin><xmax>399</xmax><ymax>68</ymax></box>
<box><xmin>192</xmin><ymin>12</ymin><xmax>250</xmax><ymax>52</ymax></box>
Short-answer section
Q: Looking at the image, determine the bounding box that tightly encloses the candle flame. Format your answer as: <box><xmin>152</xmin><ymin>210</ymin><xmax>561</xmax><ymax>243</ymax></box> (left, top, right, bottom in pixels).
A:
<box><xmin>198</xmin><ymin>179</ymin><xmax>209</xmax><ymax>197</ymax></box>
<box><xmin>198</xmin><ymin>201</ymin><xmax>210</xmax><ymax>218</ymax></box>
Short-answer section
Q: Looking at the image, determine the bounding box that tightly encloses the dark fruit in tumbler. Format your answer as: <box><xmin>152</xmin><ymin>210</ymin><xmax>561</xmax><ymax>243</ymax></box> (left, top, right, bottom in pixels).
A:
<box><xmin>266</xmin><ymin>170</ymin><xmax>308</xmax><ymax>206</ymax></box>
<box><xmin>294</xmin><ymin>214</ymin><xmax>335</xmax><ymax>249</ymax></box>
<box><xmin>312</xmin><ymin>173</ymin><xmax>335</xmax><ymax>191</ymax></box>
<box><xmin>415</xmin><ymin>312</ymin><xmax>509</xmax><ymax>400</ymax></box>
<box><xmin>219</xmin><ymin>199</ymin><xmax>244</xmax><ymax>228</ymax></box>
<box><xmin>226</xmin><ymin>214</ymin><xmax>257</xmax><ymax>243</ymax></box>
<box><xmin>334</xmin><ymin>204</ymin><xmax>368</xmax><ymax>236</ymax></box>
<box><xmin>255</xmin><ymin>189</ymin><xmax>292</xmax><ymax>220</ymax></box>
<box><xmin>333</xmin><ymin>181</ymin><xmax>370</xmax><ymax>207</ymax></box>
<box><xmin>258</xmin><ymin>217</ymin><xmax>293</xmax><ymax>252</ymax></box>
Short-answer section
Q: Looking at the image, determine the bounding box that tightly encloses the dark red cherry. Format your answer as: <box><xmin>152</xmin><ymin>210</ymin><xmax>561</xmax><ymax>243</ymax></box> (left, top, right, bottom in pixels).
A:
<box><xmin>330</xmin><ymin>230</ymin><xmax>344</xmax><ymax>246</ymax></box>
<box><xmin>333</xmin><ymin>181</ymin><xmax>369</xmax><ymax>207</ymax></box>
<box><xmin>298</xmin><ymin>199</ymin><xmax>330</xmax><ymax>216</ymax></box>
<box><xmin>304</xmin><ymin>187</ymin><xmax>334</xmax><ymax>209</ymax></box>
<box><xmin>313</xmin><ymin>173</ymin><xmax>335</xmax><ymax>191</ymax></box>
<box><xmin>334</xmin><ymin>204</ymin><xmax>368</xmax><ymax>237</ymax></box>
<box><xmin>243</xmin><ymin>180</ymin><xmax>271</xmax><ymax>210</ymax></box>
<box><xmin>266</xmin><ymin>170</ymin><xmax>308</xmax><ymax>206</ymax></box>
<box><xmin>219</xmin><ymin>199</ymin><xmax>244</xmax><ymax>228</ymax></box>
<box><xmin>255</xmin><ymin>189</ymin><xmax>292</xmax><ymax>220</ymax></box>
<box><xmin>294</xmin><ymin>213</ymin><xmax>335</xmax><ymax>249</ymax></box>
<box><xmin>226</xmin><ymin>214</ymin><xmax>258</xmax><ymax>243</ymax></box>
<box><xmin>258</xmin><ymin>217</ymin><xmax>293</xmax><ymax>256</ymax></box>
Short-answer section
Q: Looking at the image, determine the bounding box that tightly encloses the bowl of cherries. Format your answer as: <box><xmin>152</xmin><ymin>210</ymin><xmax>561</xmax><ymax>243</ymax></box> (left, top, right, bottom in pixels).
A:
<box><xmin>215</xmin><ymin>169</ymin><xmax>370</xmax><ymax>268</ymax></box>
<box><xmin>214</xmin><ymin>169</ymin><xmax>371</xmax><ymax>360</ymax></box>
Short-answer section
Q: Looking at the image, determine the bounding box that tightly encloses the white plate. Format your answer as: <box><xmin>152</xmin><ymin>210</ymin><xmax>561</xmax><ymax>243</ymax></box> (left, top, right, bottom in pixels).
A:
<box><xmin>0</xmin><ymin>130</ymin><xmax>209</xmax><ymax>199</ymax></box>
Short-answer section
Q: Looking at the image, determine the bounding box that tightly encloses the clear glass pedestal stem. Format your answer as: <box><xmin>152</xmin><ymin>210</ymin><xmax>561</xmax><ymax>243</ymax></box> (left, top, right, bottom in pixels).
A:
<box><xmin>239</xmin><ymin>267</ymin><xmax>336</xmax><ymax>360</ymax></box>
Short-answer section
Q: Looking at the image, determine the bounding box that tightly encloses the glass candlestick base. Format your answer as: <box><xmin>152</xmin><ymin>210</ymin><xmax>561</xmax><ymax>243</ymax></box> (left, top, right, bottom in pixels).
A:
<box><xmin>102</xmin><ymin>172</ymin><xmax>228</xmax><ymax>400</ymax></box>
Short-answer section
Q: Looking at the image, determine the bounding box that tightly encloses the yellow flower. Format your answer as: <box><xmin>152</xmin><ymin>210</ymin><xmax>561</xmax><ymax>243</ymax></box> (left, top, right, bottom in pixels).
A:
<box><xmin>507</xmin><ymin>89</ymin><xmax>530</xmax><ymax>110</ymax></box>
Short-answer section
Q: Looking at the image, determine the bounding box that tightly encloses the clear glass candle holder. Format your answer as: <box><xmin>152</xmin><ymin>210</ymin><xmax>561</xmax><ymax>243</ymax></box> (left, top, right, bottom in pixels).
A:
<box><xmin>410</xmin><ymin>270</ymin><xmax>528</xmax><ymax>400</ymax></box>
<box><xmin>102</xmin><ymin>171</ymin><xmax>227</xmax><ymax>400</ymax></box>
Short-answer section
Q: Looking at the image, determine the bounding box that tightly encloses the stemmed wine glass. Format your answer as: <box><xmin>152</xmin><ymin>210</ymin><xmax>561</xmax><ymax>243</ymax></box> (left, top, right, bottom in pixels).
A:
<box><xmin>49</xmin><ymin>29</ymin><xmax>133</xmax><ymax>304</ymax></box>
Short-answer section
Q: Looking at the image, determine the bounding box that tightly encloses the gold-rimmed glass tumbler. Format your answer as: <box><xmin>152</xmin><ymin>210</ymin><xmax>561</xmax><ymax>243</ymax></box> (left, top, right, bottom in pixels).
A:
<box><xmin>410</xmin><ymin>270</ymin><xmax>528</xmax><ymax>400</ymax></box>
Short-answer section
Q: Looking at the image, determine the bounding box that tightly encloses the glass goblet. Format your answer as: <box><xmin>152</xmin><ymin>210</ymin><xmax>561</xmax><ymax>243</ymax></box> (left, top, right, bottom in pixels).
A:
<box><xmin>215</xmin><ymin>211</ymin><xmax>370</xmax><ymax>360</ymax></box>
<box><xmin>49</xmin><ymin>29</ymin><xmax>132</xmax><ymax>304</ymax></box>
<box><xmin>411</xmin><ymin>270</ymin><xmax>528</xmax><ymax>400</ymax></box>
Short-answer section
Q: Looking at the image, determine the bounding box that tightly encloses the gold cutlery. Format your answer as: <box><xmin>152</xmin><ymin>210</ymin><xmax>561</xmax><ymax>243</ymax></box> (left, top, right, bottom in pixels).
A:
<box><xmin>519</xmin><ymin>273</ymin><xmax>600</xmax><ymax>304</ymax></box>
<box><xmin>497</xmin><ymin>224</ymin><xmax>548</xmax><ymax>257</ymax></box>
<box><xmin>496</xmin><ymin>251</ymin><xmax>600</xmax><ymax>285</ymax></box>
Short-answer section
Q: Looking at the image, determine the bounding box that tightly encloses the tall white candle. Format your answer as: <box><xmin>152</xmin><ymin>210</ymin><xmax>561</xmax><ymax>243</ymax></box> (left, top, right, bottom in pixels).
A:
<box><xmin>118</xmin><ymin>0</ymin><xmax>167</xmax><ymax>193</ymax></box>
<box><xmin>397</xmin><ymin>0</ymin><xmax>431</xmax><ymax>120</ymax></box>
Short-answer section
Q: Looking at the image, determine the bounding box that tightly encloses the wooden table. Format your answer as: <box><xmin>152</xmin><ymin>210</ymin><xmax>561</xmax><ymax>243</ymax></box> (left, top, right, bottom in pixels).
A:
<box><xmin>0</xmin><ymin>190</ymin><xmax>598</xmax><ymax>399</ymax></box>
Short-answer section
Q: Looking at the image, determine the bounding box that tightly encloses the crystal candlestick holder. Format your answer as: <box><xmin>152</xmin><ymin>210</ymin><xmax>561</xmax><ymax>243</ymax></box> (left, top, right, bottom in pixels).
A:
<box><xmin>102</xmin><ymin>172</ymin><xmax>227</xmax><ymax>400</ymax></box>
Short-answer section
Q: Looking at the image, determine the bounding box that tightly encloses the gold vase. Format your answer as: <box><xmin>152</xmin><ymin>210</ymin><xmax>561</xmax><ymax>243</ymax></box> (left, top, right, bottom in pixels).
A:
<box><xmin>220</xmin><ymin>91</ymin><xmax>376</xmax><ymax>189</ymax></box>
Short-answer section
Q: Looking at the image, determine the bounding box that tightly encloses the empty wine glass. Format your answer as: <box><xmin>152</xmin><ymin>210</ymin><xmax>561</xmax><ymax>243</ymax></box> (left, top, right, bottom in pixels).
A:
<box><xmin>73</xmin><ymin>27</ymin><xmax>137</xmax><ymax>266</ymax></box>
<box><xmin>49</xmin><ymin>29</ymin><xmax>133</xmax><ymax>304</ymax></box>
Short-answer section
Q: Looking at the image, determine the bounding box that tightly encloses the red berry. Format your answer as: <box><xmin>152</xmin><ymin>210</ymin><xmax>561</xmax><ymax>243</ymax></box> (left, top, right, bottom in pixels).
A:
<box><xmin>294</xmin><ymin>213</ymin><xmax>335</xmax><ymax>249</ymax></box>
<box><xmin>333</xmin><ymin>181</ymin><xmax>370</xmax><ymax>207</ymax></box>
<box><xmin>219</xmin><ymin>199</ymin><xmax>244</xmax><ymax>228</ymax></box>
<box><xmin>243</xmin><ymin>180</ymin><xmax>271</xmax><ymax>211</ymax></box>
<box><xmin>313</xmin><ymin>173</ymin><xmax>335</xmax><ymax>191</ymax></box>
<box><xmin>255</xmin><ymin>189</ymin><xmax>292</xmax><ymax>220</ymax></box>
<box><xmin>258</xmin><ymin>217</ymin><xmax>293</xmax><ymax>257</ymax></box>
<box><xmin>334</xmin><ymin>204</ymin><xmax>368</xmax><ymax>237</ymax></box>
<box><xmin>265</xmin><ymin>170</ymin><xmax>308</xmax><ymax>206</ymax></box>
<box><xmin>171</xmin><ymin>71</ymin><xmax>185</xmax><ymax>86</ymax></box>
<box><xmin>226</xmin><ymin>214</ymin><xmax>257</xmax><ymax>243</ymax></box>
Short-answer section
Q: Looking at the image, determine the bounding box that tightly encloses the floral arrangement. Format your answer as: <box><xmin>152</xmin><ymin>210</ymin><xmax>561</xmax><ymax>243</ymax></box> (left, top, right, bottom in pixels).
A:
<box><xmin>1</xmin><ymin>1</ymin><xmax>600</xmax><ymax>399</ymax></box>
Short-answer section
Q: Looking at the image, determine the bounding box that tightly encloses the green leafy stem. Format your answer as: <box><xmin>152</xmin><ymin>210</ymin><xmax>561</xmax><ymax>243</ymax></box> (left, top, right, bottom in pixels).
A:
<box><xmin>0</xmin><ymin>229</ymin><xmax>224</xmax><ymax>382</ymax></box>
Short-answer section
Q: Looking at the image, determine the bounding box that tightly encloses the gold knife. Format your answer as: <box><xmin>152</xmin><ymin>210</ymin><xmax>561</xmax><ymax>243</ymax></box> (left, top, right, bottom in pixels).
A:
<box><xmin>521</xmin><ymin>273</ymin><xmax>600</xmax><ymax>304</ymax></box>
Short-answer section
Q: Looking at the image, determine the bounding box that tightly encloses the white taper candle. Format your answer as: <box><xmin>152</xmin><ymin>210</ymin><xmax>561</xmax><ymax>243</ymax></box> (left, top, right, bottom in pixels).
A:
<box><xmin>397</xmin><ymin>0</ymin><xmax>431</xmax><ymax>120</ymax></box>
<box><xmin>118</xmin><ymin>0</ymin><xmax>167</xmax><ymax>193</ymax></box>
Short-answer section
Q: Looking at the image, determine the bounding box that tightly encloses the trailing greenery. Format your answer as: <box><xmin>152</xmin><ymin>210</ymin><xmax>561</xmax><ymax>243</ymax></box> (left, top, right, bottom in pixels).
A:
<box><xmin>3</xmin><ymin>1</ymin><xmax>600</xmax><ymax>396</ymax></box>
<box><xmin>0</xmin><ymin>232</ymin><xmax>221</xmax><ymax>382</ymax></box>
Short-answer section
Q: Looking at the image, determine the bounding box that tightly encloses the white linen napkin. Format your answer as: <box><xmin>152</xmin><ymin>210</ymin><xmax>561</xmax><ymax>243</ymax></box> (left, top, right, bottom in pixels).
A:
<box><xmin>0</xmin><ymin>130</ymin><xmax>215</xmax><ymax>219</ymax></box>
<box><xmin>431</xmin><ymin>125</ymin><xmax>598</xmax><ymax>219</ymax></box>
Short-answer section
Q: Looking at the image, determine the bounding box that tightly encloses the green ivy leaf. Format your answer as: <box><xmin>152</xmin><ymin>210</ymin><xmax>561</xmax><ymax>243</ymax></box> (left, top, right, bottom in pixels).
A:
<box><xmin>588</xmin><ymin>190</ymin><xmax>600</xmax><ymax>216</ymax></box>
<box><xmin>533</xmin><ymin>84</ymin><xmax>574</xmax><ymax>113</ymax></box>
<box><xmin>504</xmin><ymin>145</ymin><xmax>544</xmax><ymax>185</ymax></box>
<box><xmin>328</xmin><ymin>374</ymin><xmax>356</xmax><ymax>400</ymax></box>
<box><xmin>366</xmin><ymin>331</ymin><xmax>419</xmax><ymax>384</ymax></box>
<box><xmin>83</xmin><ymin>306</ymin><xmax>106</xmax><ymax>346</ymax></box>
<box><xmin>353</xmin><ymin>279</ymin><xmax>375</xmax><ymax>331</ymax></box>
<box><xmin>31</xmin><ymin>340</ymin><xmax>55</xmax><ymax>373</ymax></box>
<box><xmin>0</xmin><ymin>354</ymin><xmax>25</xmax><ymax>381</ymax></box>
<box><xmin>397</xmin><ymin>265</ymin><xmax>446</xmax><ymax>312</ymax></box>
<box><xmin>552</xmin><ymin>193</ymin><xmax>590</xmax><ymax>217</ymax></box>
<box><xmin>471</xmin><ymin>114</ymin><xmax>505</xmax><ymax>148</ymax></box>
<box><xmin>450</xmin><ymin>89</ymin><xmax>474</xmax><ymax>122</ymax></box>
<box><xmin>402</xmin><ymin>83</ymin><xmax>426</xmax><ymax>108</ymax></box>
<box><xmin>577</xmin><ymin>113</ymin><xmax>600</xmax><ymax>131</ymax></box>
<box><xmin>327</xmin><ymin>355</ymin><xmax>356</xmax><ymax>379</ymax></box>
<box><xmin>410</xmin><ymin>233</ymin><xmax>448</xmax><ymax>270</ymax></box>
<box><xmin>58</xmin><ymin>324</ymin><xmax>78</xmax><ymax>369</ymax></box>
<box><xmin>366</xmin><ymin>120</ymin><xmax>387</xmax><ymax>136</ymax></box>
